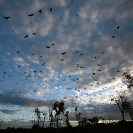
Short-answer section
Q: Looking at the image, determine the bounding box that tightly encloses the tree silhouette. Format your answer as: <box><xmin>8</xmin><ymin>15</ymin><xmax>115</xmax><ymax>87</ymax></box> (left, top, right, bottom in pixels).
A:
<box><xmin>123</xmin><ymin>98</ymin><xmax>133</xmax><ymax>120</ymax></box>
<box><xmin>41</xmin><ymin>112</ymin><xmax>47</xmax><ymax>128</ymax></box>
<box><xmin>52</xmin><ymin>101</ymin><xmax>65</xmax><ymax>128</ymax></box>
<box><xmin>81</xmin><ymin>117</ymin><xmax>88</xmax><ymax>126</ymax></box>
<box><xmin>111</xmin><ymin>92</ymin><xmax>133</xmax><ymax>121</ymax></box>
<box><xmin>64</xmin><ymin>111</ymin><xmax>72</xmax><ymax>127</ymax></box>
<box><xmin>120</xmin><ymin>70</ymin><xmax>133</xmax><ymax>120</ymax></box>
<box><xmin>122</xmin><ymin>70</ymin><xmax>133</xmax><ymax>90</ymax></box>
<box><xmin>74</xmin><ymin>107</ymin><xmax>82</xmax><ymax>126</ymax></box>
<box><xmin>87</xmin><ymin>117</ymin><xmax>99</xmax><ymax>124</ymax></box>
<box><xmin>0</xmin><ymin>119</ymin><xmax>3</xmax><ymax>128</ymax></box>
<box><xmin>48</xmin><ymin>107</ymin><xmax>53</xmax><ymax>127</ymax></box>
<box><xmin>34</xmin><ymin>108</ymin><xmax>41</xmax><ymax>126</ymax></box>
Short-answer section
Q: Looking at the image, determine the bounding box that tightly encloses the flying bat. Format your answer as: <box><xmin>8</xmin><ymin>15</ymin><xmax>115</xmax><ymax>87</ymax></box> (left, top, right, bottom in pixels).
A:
<box><xmin>3</xmin><ymin>16</ymin><xmax>10</xmax><ymax>19</ymax></box>
<box><xmin>28</xmin><ymin>14</ymin><xmax>34</xmax><ymax>16</ymax></box>
<box><xmin>38</xmin><ymin>9</ymin><xmax>42</xmax><ymax>13</ymax></box>
<box><xmin>24</xmin><ymin>35</ymin><xmax>28</xmax><ymax>38</ymax></box>
<box><xmin>50</xmin><ymin>8</ymin><xmax>52</xmax><ymax>12</ymax></box>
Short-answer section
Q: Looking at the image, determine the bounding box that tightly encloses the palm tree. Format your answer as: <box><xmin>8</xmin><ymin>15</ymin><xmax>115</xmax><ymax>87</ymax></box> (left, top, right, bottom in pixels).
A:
<box><xmin>52</xmin><ymin>101</ymin><xmax>65</xmax><ymax>128</ymax></box>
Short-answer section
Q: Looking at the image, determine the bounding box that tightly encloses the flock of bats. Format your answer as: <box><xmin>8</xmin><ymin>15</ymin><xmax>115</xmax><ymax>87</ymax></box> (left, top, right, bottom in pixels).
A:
<box><xmin>1</xmin><ymin>6</ymin><xmax>125</xmax><ymax>126</ymax></box>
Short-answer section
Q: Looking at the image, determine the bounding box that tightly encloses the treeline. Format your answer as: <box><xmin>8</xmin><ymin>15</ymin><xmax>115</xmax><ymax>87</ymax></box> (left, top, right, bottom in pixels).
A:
<box><xmin>33</xmin><ymin>101</ymin><xmax>104</xmax><ymax>129</ymax></box>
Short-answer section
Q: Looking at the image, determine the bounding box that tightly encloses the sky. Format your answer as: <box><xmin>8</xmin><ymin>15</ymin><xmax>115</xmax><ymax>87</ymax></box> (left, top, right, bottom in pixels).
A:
<box><xmin>0</xmin><ymin>0</ymin><xmax>133</xmax><ymax>129</ymax></box>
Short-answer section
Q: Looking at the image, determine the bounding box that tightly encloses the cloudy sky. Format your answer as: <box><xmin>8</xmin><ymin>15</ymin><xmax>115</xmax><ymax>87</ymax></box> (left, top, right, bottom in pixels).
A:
<box><xmin>0</xmin><ymin>0</ymin><xmax>133</xmax><ymax>129</ymax></box>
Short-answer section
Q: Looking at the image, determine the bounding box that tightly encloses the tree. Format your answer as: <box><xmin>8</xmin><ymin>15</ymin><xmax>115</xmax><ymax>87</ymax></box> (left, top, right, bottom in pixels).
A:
<box><xmin>52</xmin><ymin>101</ymin><xmax>65</xmax><ymax>128</ymax></box>
<box><xmin>123</xmin><ymin>99</ymin><xmax>133</xmax><ymax>120</ymax></box>
<box><xmin>81</xmin><ymin>117</ymin><xmax>88</xmax><ymax>126</ymax></box>
<box><xmin>122</xmin><ymin>70</ymin><xmax>133</xmax><ymax>90</ymax></box>
<box><xmin>111</xmin><ymin>92</ymin><xmax>126</xmax><ymax>121</ymax></box>
<box><xmin>87</xmin><ymin>117</ymin><xmax>99</xmax><ymax>124</ymax></box>
<box><xmin>111</xmin><ymin>92</ymin><xmax>133</xmax><ymax>121</ymax></box>
<box><xmin>122</xmin><ymin>70</ymin><xmax>133</xmax><ymax>120</ymax></box>
<box><xmin>42</xmin><ymin>112</ymin><xmax>47</xmax><ymax>128</ymax></box>
<box><xmin>0</xmin><ymin>120</ymin><xmax>3</xmax><ymax>128</ymax></box>
<box><xmin>64</xmin><ymin>111</ymin><xmax>72</xmax><ymax>127</ymax></box>
<box><xmin>34</xmin><ymin>108</ymin><xmax>41</xmax><ymax>127</ymax></box>
<box><xmin>74</xmin><ymin>107</ymin><xmax>82</xmax><ymax>126</ymax></box>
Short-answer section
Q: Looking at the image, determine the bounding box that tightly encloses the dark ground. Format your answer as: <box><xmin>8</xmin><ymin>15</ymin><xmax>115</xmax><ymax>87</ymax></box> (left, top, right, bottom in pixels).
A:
<box><xmin>0</xmin><ymin>121</ymin><xmax>133</xmax><ymax>133</ymax></box>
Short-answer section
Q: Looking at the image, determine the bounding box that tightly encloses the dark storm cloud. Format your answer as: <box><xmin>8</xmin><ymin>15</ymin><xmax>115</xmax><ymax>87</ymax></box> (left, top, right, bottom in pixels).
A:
<box><xmin>0</xmin><ymin>109</ymin><xmax>17</xmax><ymax>114</ymax></box>
<box><xmin>0</xmin><ymin>90</ymin><xmax>57</xmax><ymax>107</ymax></box>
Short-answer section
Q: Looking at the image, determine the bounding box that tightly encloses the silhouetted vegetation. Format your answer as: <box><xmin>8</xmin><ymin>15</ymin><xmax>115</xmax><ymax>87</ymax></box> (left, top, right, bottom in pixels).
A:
<box><xmin>122</xmin><ymin>70</ymin><xmax>133</xmax><ymax>90</ymax></box>
<box><xmin>52</xmin><ymin>101</ymin><xmax>65</xmax><ymax>128</ymax></box>
<box><xmin>0</xmin><ymin>120</ymin><xmax>3</xmax><ymax>128</ymax></box>
<box><xmin>1</xmin><ymin>100</ymin><xmax>133</xmax><ymax>133</ymax></box>
<box><xmin>1</xmin><ymin>121</ymin><xmax>133</xmax><ymax>133</ymax></box>
<box><xmin>111</xmin><ymin>92</ymin><xmax>132</xmax><ymax>121</ymax></box>
<box><xmin>64</xmin><ymin>111</ymin><xmax>72</xmax><ymax>128</ymax></box>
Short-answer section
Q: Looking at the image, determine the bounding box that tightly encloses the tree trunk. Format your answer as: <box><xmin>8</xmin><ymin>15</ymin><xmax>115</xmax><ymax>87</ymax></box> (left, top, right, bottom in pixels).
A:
<box><xmin>121</xmin><ymin>110</ymin><xmax>125</xmax><ymax>121</ymax></box>
<box><xmin>38</xmin><ymin>119</ymin><xmax>39</xmax><ymax>126</ymax></box>
<box><xmin>60</xmin><ymin>119</ymin><xmax>61</xmax><ymax>128</ymax></box>
<box><xmin>56</xmin><ymin>117</ymin><xmax>59</xmax><ymax>128</ymax></box>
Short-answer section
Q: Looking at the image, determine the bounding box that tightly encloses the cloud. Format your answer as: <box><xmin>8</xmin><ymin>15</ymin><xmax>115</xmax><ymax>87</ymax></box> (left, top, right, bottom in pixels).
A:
<box><xmin>0</xmin><ymin>109</ymin><xmax>17</xmax><ymax>114</ymax></box>
<box><xmin>0</xmin><ymin>90</ymin><xmax>57</xmax><ymax>108</ymax></box>
<box><xmin>26</xmin><ymin>55</ymin><xmax>40</xmax><ymax>64</ymax></box>
<box><xmin>0</xmin><ymin>109</ymin><xmax>25</xmax><ymax>114</ymax></box>
<box><xmin>12</xmin><ymin>57</ymin><xmax>29</xmax><ymax>67</ymax></box>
